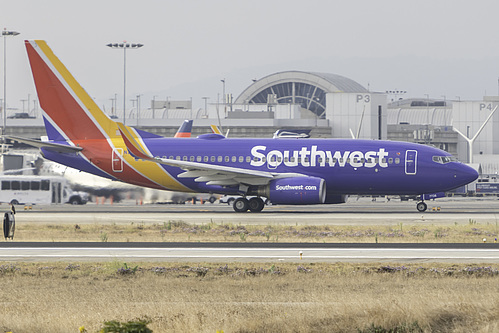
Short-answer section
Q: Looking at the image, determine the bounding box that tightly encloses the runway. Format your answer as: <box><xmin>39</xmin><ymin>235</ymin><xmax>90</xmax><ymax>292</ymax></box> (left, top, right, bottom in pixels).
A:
<box><xmin>1</xmin><ymin>242</ymin><xmax>498</xmax><ymax>263</ymax></box>
<box><xmin>8</xmin><ymin>197</ymin><xmax>499</xmax><ymax>226</ymax></box>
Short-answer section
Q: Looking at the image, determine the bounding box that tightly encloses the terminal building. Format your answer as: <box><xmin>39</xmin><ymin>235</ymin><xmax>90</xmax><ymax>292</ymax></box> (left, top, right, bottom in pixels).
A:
<box><xmin>4</xmin><ymin>70</ymin><xmax>499</xmax><ymax>180</ymax></box>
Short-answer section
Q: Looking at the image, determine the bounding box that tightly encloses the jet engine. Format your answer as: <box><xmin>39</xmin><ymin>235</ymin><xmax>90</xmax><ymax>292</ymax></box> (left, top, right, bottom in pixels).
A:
<box><xmin>249</xmin><ymin>177</ymin><xmax>326</xmax><ymax>205</ymax></box>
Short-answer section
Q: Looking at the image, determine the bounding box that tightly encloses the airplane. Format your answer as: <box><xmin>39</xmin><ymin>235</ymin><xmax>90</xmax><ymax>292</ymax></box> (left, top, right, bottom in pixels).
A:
<box><xmin>10</xmin><ymin>40</ymin><xmax>479</xmax><ymax>213</ymax></box>
<box><xmin>174</xmin><ymin>120</ymin><xmax>193</xmax><ymax>138</ymax></box>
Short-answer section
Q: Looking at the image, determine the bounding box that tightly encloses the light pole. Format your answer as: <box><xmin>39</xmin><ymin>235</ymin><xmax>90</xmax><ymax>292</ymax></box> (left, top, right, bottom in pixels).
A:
<box><xmin>202</xmin><ymin>97</ymin><xmax>209</xmax><ymax>117</ymax></box>
<box><xmin>106</xmin><ymin>41</ymin><xmax>143</xmax><ymax>125</ymax></box>
<box><xmin>221</xmin><ymin>78</ymin><xmax>226</xmax><ymax>117</ymax></box>
<box><xmin>3</xmin><ymin>29</ymin><xmax>20</xmax><ymax>134</ymax></box>
<box><xmin>152</xmin><ymin>95</ymin><xmax>156</xmax><ymax>119</ymax></box>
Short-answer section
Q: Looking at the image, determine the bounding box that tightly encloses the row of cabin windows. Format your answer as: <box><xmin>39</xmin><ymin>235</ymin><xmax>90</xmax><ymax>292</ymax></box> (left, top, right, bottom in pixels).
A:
<box><xmin>163</xmin><ymin>156</ymin><xmax>402</xmax><ymax>165</ymax></box>
<box><xmin>1</xmin><ymin>180</ymin><xmax>51</xmax><ymax>191</ymax></box>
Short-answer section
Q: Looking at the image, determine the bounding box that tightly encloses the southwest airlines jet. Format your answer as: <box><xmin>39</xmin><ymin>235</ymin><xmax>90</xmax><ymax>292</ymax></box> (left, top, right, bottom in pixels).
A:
<box><xmin>12</xmin><ymin>40</ymin><xmax>478</xmax><ymax>213</ymax></box>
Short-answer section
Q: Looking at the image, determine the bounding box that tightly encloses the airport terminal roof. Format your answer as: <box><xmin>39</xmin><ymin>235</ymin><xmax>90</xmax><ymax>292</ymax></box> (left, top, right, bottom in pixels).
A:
<box><xmin>387</xmin><ymin>106</ymin><xmax>453</xmax><ymax>126</ymax></box>
<box><xmin>234</xmin><ymin>71</ymin><xmax>368</xmax><ymax>118</ymax></box>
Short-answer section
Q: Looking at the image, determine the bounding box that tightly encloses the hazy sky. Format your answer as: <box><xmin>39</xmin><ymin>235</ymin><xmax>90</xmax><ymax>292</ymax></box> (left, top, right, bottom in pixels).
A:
<box><xmin>3</xmin><ymin>0</ymin><xmax>499</xmax><ymax>112</ymax></box>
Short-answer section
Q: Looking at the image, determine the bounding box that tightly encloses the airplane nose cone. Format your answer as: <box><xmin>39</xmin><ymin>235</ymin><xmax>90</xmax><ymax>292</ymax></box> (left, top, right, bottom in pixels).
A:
<box><xmin>455</xmin><ymin>163</ymin><xmax>479</xmax><ymax>186</ymax></box>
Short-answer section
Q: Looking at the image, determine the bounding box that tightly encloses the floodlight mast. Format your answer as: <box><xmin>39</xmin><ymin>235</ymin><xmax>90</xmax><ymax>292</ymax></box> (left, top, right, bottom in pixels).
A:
<box><xmin>106</xmin><ymin>42</ymin><xmax>143</xmax><ymax>125</ymax></box>
<box><xmin>453</xmin><ymin>105</ymin><xmax>498</xmax><ymax>164</ymax></box>
<box><xmin>2</xmin><ymin>29</ymin><xmax>20</xmax><ymax>134</ymax></box>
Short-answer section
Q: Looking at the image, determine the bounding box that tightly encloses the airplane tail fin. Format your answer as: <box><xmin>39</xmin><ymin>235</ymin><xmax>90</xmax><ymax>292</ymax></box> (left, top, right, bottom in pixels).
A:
<box><xmin>25</xmin><ymin>40</ymin><xmax>119</xmax><ymax>142</ymax></box>
<box><xmin>174</xmin><ymin>120</ymin><xmax>193</xmax><ymax>138</ymax></box>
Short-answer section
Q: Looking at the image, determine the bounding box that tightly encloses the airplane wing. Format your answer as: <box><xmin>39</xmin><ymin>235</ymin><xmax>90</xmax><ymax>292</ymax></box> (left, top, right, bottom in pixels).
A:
<box><xmin>4</xmin><ymin>135</ymin><xmax>83</xmax><ymax>154</ymax></box>
<box><xmin>117</xmin><ymin>123</ymin><xmax>305</xmax><ymax>186</ymax></box>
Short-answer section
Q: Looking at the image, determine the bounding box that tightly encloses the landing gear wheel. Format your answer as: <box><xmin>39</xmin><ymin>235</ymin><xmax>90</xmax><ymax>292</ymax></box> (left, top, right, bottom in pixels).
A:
<box><xmin>248</xmin><ymin>197</ymin><xmax>265</xmax><ymax>212</ymax></box>
<box><xmin>416</xmin><ymin>201</ymin><xmax>427</xmax><ymax>212</ymax></box>
<box><xmin>233</xmin><ymin>198</ymin><xmax>249</xmax><ymax>212</ymax></box>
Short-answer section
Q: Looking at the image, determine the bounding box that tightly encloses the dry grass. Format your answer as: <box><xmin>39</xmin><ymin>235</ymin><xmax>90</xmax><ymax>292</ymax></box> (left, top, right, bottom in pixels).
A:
<box><xmin>14</xmin><ymin>220</ymin><xmax>499</xmax><ymax>243</ymax></box>
<box><xmin>0</xmin><ymin>262</ymin><xmax>499</xmax><ymax>332</ymax></box>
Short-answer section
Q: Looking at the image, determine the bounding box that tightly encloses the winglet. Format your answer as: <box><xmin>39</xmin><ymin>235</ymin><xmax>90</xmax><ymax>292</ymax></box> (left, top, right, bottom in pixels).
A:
<box><xmin>210</xmin><ymin>125</ymin><xmax>222</xmax><ymax>135</ymax></box>
<box><xmin>116</xmin><ymin>123</ymin><xmax>153</xmax><ymax>160</ymax></box>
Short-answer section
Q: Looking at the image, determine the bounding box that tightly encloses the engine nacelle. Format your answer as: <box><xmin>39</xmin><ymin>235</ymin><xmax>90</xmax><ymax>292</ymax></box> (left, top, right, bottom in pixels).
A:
<box><xmin>251</xmin><ymin>177</ymin><xmax>326</xmax><ymax>205</ymax></box>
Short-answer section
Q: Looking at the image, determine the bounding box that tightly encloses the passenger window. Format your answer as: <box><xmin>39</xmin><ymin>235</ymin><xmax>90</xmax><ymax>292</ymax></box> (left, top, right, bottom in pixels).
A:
<box><xmin>217</xmin><ymin>156</ymin><xmax>222</xmax><ymax>162</ymax></box>
<box><xmin>1</xmin><ymin>181</ymin><xmax>10</xmax><ymax>190</ymax></box>
<box><xmin>238</xmin><ymin>156</ymin><xmax>244</xmax><ymax>162</ymax></box>
<box><xmin>41</xmin><ymin>180</ymin><xmax>50</xmax><ymax>191</ymax></box>
<box><xmin>11</xmin><ymin>181</ymin><xmax>20</xmax><ymax>190</ymax></box>
<box><xmin>204</xmin><ymin>156</ymin><xmax>209</xmax><ymax>162</ymax></box>
<box><xmin>225</xmin><ymin>156</ymin><xmax>229</xmax><ymax>162</ymax></box>
<box><xmin>196</xmin><ymin>156</ymin><xmax>202</xmax><ymax>162</ymax></box>
<box><xmin>21</xmin><ymin>181</ymin><xmax>30</xmax><ymax>190</ymax></box>
<box><xmin>232</xmin><ymin>156</ymin><xmax>237</xmax><ymax>162</ymax></box>
<box><xmin>395</xmin><ymin>158</ymin><xmax>400</xmax><ymax>164</ymax></box>
<box><xmin>246</xmin><ymin>156</ymin><xmax>251</xmax><ymax>163</ymax></box>
<box><xmin>190</xmin><ymin>156</ymin><xmax>195</xmax><ymax>162</ymax></box>
<box><xmin>211</xmin><ymin>156</ymin><xmax>215</xmax><ymax>162</ymax></box>
<box><xmin>31</xmin><ymin>181</ymin><xmax>40</xmax><ymax>191</ymax></box>
<box><xmin>388</xmin><ymin>158</ymin><xmax>393</xmax><ymax>164</ymax></box>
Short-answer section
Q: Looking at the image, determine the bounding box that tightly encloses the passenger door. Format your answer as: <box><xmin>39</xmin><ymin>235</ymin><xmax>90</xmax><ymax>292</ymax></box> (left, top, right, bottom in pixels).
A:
<box><xmin>405</xmin><ymin>150</ymin><xmax>417</xmax><ymax>175</ymax></box>
<box><xmin>112</xmin><ymin>148</ymin><xmax>124</xmax><ymax>172</ymax></box>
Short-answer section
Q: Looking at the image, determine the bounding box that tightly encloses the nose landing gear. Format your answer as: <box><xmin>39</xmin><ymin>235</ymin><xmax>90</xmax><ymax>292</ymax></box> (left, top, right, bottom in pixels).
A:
<box><xmin>416</xmin><ymin>200</ymin><xmax>427</xmax><ymax>212</ymax></box>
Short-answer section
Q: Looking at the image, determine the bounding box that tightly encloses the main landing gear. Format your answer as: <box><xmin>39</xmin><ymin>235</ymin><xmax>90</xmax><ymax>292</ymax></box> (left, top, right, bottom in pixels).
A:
<box><xmin>233</xmin><ymin>197</ymin><xmax>265</xmax><ymax>213</ymax></box>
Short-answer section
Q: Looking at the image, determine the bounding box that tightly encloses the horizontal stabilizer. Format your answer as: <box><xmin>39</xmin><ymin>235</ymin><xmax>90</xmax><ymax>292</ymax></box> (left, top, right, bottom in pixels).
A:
<box><xmin>4</xmin><ymin>135</ymin><xmax>82</xmax><ymax>154</ymax></box>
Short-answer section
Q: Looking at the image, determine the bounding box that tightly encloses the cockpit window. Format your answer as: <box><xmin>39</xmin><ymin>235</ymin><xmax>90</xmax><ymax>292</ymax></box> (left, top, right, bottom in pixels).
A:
<box><xmin>432</xmin><ymin>156</ymin><xmax>457</xmax><ymax>164</ymax></box>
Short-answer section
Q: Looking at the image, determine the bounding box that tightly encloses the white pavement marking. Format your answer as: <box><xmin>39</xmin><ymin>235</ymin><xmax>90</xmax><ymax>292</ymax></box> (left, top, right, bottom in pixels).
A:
<box><xmin>1</xmin><ymin>247</ymin><xmax>499</xmax><ymax>262</ymax></box>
